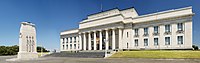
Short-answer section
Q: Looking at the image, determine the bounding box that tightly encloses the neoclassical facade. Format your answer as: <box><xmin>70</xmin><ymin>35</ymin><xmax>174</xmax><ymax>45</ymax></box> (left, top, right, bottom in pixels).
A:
<box><xmin>60</xmin><ymin>6</ymin><xmax>194</xmax><ymax>51</ymax></box>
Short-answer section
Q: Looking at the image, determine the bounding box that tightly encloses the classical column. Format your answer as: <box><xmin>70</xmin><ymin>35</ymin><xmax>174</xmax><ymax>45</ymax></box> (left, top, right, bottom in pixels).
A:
<box><xmin>83</xmin><ymin>33</ymin><xmax>86</xmax><ymax>50</ymax></box>
<box><xmin>105</xmin><ymin>30</ymin><xmax>109</xmax><ymax>50</ymax></box>
<box><xmin>99</xmin><ymin>31</ymin><xmax>103</xmax><ymax>50</ymax></box>
<box><xmin>64</xmin><ymin>38</ymin><xmax>67</xmax><ymax>50</ymax></box>
<box><xmin>88</xmin><ymin>32</ymin><xmax>91</xmax><ymax>50</ymax></box>
<box><xmin>68</xmin><ymin>38</ymin><xmax>70</xmax><ymax>50</ymax></box>
<box><xmin>112</xmin><ymin>29</ymin><xmax>115</xmax><ymax>50</ymax></box>
<box><xmin>60</xmin><ymin>38</ymin><xmax>63</xmax><ymax>51</ymax></box>
<box><xmin>79</xmin><ymin>33</ymin><xmax>82</xmax><ymax>50</ymax></box>
<box><xmin>94</xmin><ymin>31</ymin><xmax>97</xmax><ymax>50</ymax></box>
<box><xmin>118</xmin><ymin>28</ymin><xmax>122</xmax><ymax>49</ymax></box>
<box><xmin>72</xmin><ymin>37</ymin><xmax>74</xmax><ymax>50</ymax></box>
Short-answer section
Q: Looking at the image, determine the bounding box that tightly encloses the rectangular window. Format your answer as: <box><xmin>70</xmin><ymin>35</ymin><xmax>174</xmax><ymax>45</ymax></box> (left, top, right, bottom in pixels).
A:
<box><xmin>74</xmin><ymin>44</ymin><xmax>76</xmax><ymax>49</ymax></box>
<box><xmin>154</xmin><ymin>26</ymin><xmax>159</xmax><ymax>33</ymax></box>
<box><xmin>74</xmin><ymin>37</ymin><xmax>76</xmax><ymax>43</ymax></box>
<box><xmin>177</xmin><ymin>23</ymin><xmax>183</xmax><ymax>31</ymax></box>
<box><xmin>177</xmin><ymin>36</ymin><xmax>183</xmax><ymax>45</ymax></box>
<box><xmin>154</xmin><ymin>38</ymin><xmax>158</xmax><ymax>46</ymax></box>
<box><xmin>66</xmin><ymin>38</ymin><xmax>68</xmax><ymax>43</ymax></box>
<box><xmin>70</xmin><ymin>37</ymin><xmax>72</xmax><ymax>43</ymax></box>
<box><xmin>66</xmin><ymin>45</ymin><xmax>68</xmax><ymax>49</ymax></box>
<box><xmin>165</xmin><ymin>37</ymin><xmax>170</xmax><ymax>45</ymax></box>
<box><xmin>62</xmin><ymin>38</ymin><xmax>65</xmax><ymax>44</ymax></box>
<box><xmin>144</xmin><ymin>39</ymin><xmax>148</xmax><ymax>46</ymax></box>
<box><xmin>135</xmin><ymin>29</ymin><xmax>139</xmax><ymax>35</ymax></box>
<box><xmin>63</xmin><ymin>45</ymin><xmax>65</xmax><ymax>50</ymax></box>
<box><xmin>127</xmin><ymin>32</ymin><xmax>129</xmax><ymax>37</ymax></box>
<box><xmin>165</xmin><ymin>25</ymin><xmax>171</xmax><ymax>32</ymax></box>
<box><xmin>144</xmin><ymin>28</ymin><xmax>148</xmax><ymax>35</ymax></box>
<box><xmin>135</xmin><ymin>39</ymin><xmax>138</xmax><ymax>46</ymax></box>
<box><xmin>70</xmin><ymin>44</ymin><xmax>72</xmax><ymax>49</ymax></box>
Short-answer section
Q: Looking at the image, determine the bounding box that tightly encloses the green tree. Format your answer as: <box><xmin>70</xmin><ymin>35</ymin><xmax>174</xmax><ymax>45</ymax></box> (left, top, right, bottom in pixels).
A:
<box><xmin>192</xmin><ymin>45</ymin><xmax>199</xmax><ymax>50</ymax></box>
<box><xmin>0</xmin><ymin>45</ymin><xmax>49</xmax><ymax>56</ymax></box>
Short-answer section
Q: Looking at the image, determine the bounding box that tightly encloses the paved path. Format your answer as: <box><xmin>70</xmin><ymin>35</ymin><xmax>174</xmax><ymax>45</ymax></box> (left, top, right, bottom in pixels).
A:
<box><xmin>1</xmin><ymin>56</ymin><xmax>200</xmax><ymax>63</ymax></box>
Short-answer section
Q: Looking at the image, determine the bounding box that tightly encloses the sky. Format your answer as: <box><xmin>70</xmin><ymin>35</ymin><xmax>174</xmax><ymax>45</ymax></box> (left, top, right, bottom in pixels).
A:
<box><xmin>0</xmin><ymin>0</ymin><xmax>199</xmax><ymax>51</ymax></box>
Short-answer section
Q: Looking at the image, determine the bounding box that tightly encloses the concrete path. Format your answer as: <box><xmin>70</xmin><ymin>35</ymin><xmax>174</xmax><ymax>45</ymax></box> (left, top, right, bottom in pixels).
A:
<box><xmin>1</xmin><ymin>56</ymin><xmax>200</xmax><ymax>63</ymax></box>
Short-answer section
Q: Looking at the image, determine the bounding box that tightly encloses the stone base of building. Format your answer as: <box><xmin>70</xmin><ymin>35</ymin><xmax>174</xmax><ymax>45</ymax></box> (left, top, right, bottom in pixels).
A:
<box><xmin>17</xmin><ymin>52</ymin><xmax>38</xmax><ymax>59</ymax></box>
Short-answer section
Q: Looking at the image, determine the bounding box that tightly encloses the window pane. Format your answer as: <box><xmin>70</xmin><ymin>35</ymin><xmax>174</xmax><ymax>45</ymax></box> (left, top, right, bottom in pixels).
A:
<box><xmin>154</xmin><ymin>38</ymin><xmax>158</xmax><ymax>46</ymax></box>
<box><xmin>135</xmin><ymin>29</ymin><xmax>138</xmax><ymax>35</ymax></box>
<box><xmin>144</xmin><ymin>28</ymin><xmax>148</xmax><ymax>34</ymax></box>
<box><xmin>154</xmin><ymin>26</ymin><xmax>158</xmax><ymax>33</ymax></box>
<box><xmin>178</xmin><ymin>23</ymin><xmax>183</xmax><ymax>31</ymax></box>
<box><xmin>165</xmin><ymin>37</ymin><xmax>170</xmax><ymax>45</ymax></box>
<box><xmin>144</xmin><ymin>39</ymin><xmax>148</xmax><ymax>46</ymax></box>
<box><xmin>178</xmin><ymin>36</ymin><xmax>183</xmax><ymax>44</ymax></box>
<box><xmin>135</xmin><ymin>39</ymin><xmax>138</xmax><ymax>46</ymax></box>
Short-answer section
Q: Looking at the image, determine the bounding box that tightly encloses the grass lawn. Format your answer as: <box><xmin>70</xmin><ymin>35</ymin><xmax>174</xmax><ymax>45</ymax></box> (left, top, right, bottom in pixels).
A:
<box><xmin>110</xmin><ymin>50</ymin><xmax>200</xmax><ymax>59</ymax></box>
<box><xmin>38</xmin><ymin>52</ymin><xmax>50</xmax><ymax>57</ymax></box>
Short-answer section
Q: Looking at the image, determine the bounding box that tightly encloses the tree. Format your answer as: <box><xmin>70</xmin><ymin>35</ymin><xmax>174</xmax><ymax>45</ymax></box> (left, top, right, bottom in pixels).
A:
<box><xmin>192</xmin><ymin>45</ymin><xmax>199</xmax><ymax>50</ymax></box>
<box><xmin>0</xmin><ymin>45</ymin><xmax>49</xmax><ymax>56</ymax></box>
<box><xmin>37</xmin><ymin>46</ymin><xmax>50</xmax><ymax>52</ymax></box>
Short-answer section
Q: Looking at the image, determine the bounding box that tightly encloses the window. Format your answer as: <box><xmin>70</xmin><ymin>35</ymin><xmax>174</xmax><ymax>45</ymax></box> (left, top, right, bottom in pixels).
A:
<box><xmin>70</xmin><ymin>44</ymin><xmax>72</xmax><ymax>49</ymax></box>
<box><xmin>177</xmin><ymin>36</ymin><xmax>183</xmax><ymax>45</ymax></box>
<box><xmin>135</xmin><ymin>39</ymin><xmax>138</xmax><ymax>46</ymax></box>
<box><xmin>154</xmin><ymin>26</ymin><xmax>159</xmax><ymax>33</ymax></box>
<box><xmin>144</xmin><ymin>39</ymin><xmax>148</xmax><ymax>46</ymax></box>
<box><xmin>154</xmin><ymin>38</ymin><xmax>159</xmax><ymax>46</ymax></box>
<box><xmin>62</xmin><ymin>38</ymin><xmax>65</xmax><ymax>44</ymax></box>
<box><xmin>165</xmin><ymin>37</ymin><xmax>170</xmax><ymax>45</ymax></box>
<box><xmin>66</xmin><ymin>45</ymin><xmax>68</xmax><ymax>49</ymax></box>
<box><xmin>165</xmin><ymin>25</ymin><xmax>171</xmax><ymax>32</ymax></box>
<box><xmin>144</xmin><ymin>28</ymin><xmax>148</xmax><ymax>35</ymax></box>
<box><xmin>66</xmin><ymin>38</ymin><xmax>68</xmax><ymax>43</ymax></box>
<box><xmin>177</xmin><ymin>23</ymin><xmax>183</xmax><ymax>31</ymax></box>
<box><xmin>127</xmin><ymin>32</ymin><xmax>129</xmax><ymax>37</ymax></box>
<box><xmin>70</xmin><ymin>37</ymin><xmax>72</xmax><ymax>43</ymax></box>
<box><xmin>74</xmin><ymin>44</ymin><xmax>76</xmax><ymax>49</ymax></box>
<box><xmin>63</xmin><ymin>45</ymin><xmax>65</xmax><ymax>50</ymax></box>
<box><xmin>135</xmin><ymin>29</ymin><xmax>139</xmax><ymax>35</ymax></box>
<box><xmin>74</xmin><ymin>37</ymin><xmax>76</xmax><ymax>43</ymax></box>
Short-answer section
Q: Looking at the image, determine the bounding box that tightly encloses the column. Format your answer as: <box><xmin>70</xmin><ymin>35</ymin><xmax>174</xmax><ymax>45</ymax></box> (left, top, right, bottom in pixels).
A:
<box><xmin>99</xmin><ymin>31</ymin><xmax>103</xmax><ymax>50</ymax></box>
<box><xmin>60</xmin><ymin>38</ymin><xmax>62</xmax><ymax>51</ymax></box>
<box><xmin>83</xmin><ymin>33</ymin><xmax>86</xmax><ymax>50</ymax></box>
<box><xmin>79</xmin><ymin>33</ymin><xmax>82</xmax><ymax>50</ymax></box>
<box><xmin>72</xmin><ymin>37</ymin><xmax>74</xmax><ymax>50</ymax></box>
<box><xmin>64</xmin><ymin>38</ymin><xmax>67</xmax><ymax>50</ymax></box>
<box><xmin>105</xmin><ymin>30</ymin><xmax>109</xmax><ymax>50</ymax></box>
<box><xmin>68</xmin><ymin>38</ymin><xmax>70</xmax><ymax>50</ymax></box>
<box><xmin>76</xmin><ymin>36</ymin><xmax>79</xmax><ymax>50</ymax></box>
<box><xmin>112</xmin><ymin>29</ymin><xmax>116</xmax><ymax>50</ymax></box>
<box><xmin>94</xmin><ymin>31</ymin><xmax>97</xmax><ymax>50</ymax></box>
<box><xmin>88</xmin><ymin>32</ymin><xmax>91</xmax><ymax>50</ymax></box>
<box><xmin>118</xmin><ymin>28</ymin><xmax>122</xmax><ymax>49</ymax></box>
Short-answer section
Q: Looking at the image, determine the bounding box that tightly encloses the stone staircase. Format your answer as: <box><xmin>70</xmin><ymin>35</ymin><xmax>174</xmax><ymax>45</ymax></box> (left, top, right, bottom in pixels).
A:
<box><xmin>44</xmin><ymin>50</ymin><xmax>105</xmax><ymax>58</ymax></box>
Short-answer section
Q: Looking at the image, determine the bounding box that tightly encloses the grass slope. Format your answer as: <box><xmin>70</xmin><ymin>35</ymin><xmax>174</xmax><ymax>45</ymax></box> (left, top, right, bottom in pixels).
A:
<box><xmin>110</xmin><ymin>51</ymin><xmax>200</xmax><ymax>59</ymax></box>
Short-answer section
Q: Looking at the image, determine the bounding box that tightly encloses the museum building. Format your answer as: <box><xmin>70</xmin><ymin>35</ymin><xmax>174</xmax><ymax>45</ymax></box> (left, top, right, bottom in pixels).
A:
<box><xmin>60</xmin><ymin>6</ymin><xmax>194</xmax><ymax>51</ymax></box>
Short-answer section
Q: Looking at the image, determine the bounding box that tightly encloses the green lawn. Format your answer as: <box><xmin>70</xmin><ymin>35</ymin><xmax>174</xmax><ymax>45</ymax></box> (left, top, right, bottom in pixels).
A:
<box><xmin>110</xmin><ymin>51</ymin><xmax>200</xmax><ymax>59</ymax></box>
<box><xmin>38</xmin><ymin>52</ymin><xmax>50</xmax><ymax>57</ymax></box>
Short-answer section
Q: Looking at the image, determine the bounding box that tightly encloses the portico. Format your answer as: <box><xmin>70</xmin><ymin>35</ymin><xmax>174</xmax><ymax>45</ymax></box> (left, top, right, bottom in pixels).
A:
<box><xmin>79</xmin><ymin>28</ymin><xmax>120</xmax><ymax>50</ymax></box>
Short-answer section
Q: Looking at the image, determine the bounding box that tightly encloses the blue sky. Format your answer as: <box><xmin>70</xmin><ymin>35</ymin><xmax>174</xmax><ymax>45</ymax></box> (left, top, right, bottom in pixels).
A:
<box><xmin>0</xmin><ymin>0</ymin><xmax>199</xmax><ymax>51</ymax></box>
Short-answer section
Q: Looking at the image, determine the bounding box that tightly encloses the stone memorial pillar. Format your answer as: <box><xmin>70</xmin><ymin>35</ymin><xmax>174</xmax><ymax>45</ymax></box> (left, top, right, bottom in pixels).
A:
<box><xmin>17</xmin><ymin>22</ymin><xmax>38</xmax><ymax>59</ymax></box>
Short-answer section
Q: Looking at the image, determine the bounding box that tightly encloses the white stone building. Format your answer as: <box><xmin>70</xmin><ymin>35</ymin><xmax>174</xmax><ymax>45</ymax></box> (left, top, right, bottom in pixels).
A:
<box><xmin>60</xmin><ymin>6</ymin><xmax>194</xmax><ymax>51</ymax></box>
